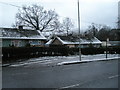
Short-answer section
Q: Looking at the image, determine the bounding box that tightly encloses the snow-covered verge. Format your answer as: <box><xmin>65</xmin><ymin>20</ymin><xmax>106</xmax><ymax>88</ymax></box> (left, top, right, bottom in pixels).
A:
<box><xmin>2</xmin><ymin>54</ymin><xmax>120</xmax><ymax>67</ymax></box>
<box><xmin>57</xmin><ymin>56</ymin><xmax>120</xmax><ymax>65</ymax></box>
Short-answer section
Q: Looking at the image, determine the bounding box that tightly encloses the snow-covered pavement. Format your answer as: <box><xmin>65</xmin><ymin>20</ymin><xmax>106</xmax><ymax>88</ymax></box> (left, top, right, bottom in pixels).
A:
<box><xmin>3</xmin><ymin>54</ymin><xmax>120</xmax><ymax>67</ymax></box>
<box><xmin>57</xmin><ymin>55</ymin><xmax>120</xmax><ymax>65</ymax></box>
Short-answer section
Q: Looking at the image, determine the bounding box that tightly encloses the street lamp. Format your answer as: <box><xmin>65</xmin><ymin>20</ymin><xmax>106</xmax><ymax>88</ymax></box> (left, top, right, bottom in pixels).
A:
<box><xmin>77</xmin><ymin>0</ymin><xmax>81</xmax><ymax>61</ymax></box>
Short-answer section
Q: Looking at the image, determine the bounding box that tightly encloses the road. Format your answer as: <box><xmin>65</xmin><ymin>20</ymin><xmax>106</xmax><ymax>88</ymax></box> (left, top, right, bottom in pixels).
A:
<box><xmin>2</xmin><ymin>59</ymin><xmax>119</xmax><ymax>88</ymax></box>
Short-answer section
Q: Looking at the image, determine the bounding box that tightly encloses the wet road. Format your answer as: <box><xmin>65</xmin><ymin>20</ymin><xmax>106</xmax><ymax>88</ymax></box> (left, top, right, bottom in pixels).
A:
<box><xmin>2</xmin><ymin>59</ymin><xmax>119</xmax><ymax>88</ymax></box>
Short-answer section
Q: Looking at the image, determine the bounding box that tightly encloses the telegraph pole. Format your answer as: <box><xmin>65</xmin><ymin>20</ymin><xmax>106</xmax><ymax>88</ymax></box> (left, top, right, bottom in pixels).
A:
<box><xmin>78</xmin><ymin>0</ymin><xmax>81</xmax><ymax>61</ymax></box>
<box><xmin>106</xmin><ymin>38</ymin><xmax>109</xmax><ymax>59</ymax></box>
<box><xmin>106</xmin><ymin>39</ymin><xmax>107</xmax><ymax>59</ymax></box>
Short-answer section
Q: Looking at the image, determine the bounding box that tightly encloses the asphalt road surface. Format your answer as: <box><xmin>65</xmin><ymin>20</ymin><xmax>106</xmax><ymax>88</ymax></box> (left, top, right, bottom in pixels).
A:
<box><xmin>2</xmin><ymin>59</ymin><xmax>119</xmax><ymax>88</ymax></box>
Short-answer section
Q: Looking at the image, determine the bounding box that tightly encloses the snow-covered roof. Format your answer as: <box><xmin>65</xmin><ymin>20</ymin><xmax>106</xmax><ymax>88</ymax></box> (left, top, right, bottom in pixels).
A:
<box><xmin>91</xmin><ymin>37</ymin><xmax>102</xmax><ymax>44</ymax></box>
<box><xmin>46</xmin><ymin>39</ymin><xmax>53</xmax><ymax>44</ymax></box>
<box><xmin>0</xmin><ymin>28</ymin><xmax>46</xmax><ymax>40</ymax></box>
<box><xmin>57</xmin><ymin>37</ymin><xmax>75</xmax><ymax>45</ymax></box>
<box><xmin>79</xmin><ymin>37</ymin><xmax>102</xmax><ymax>44</ymax></box>
<box><xmin>0</xmin><ymin>37</ymin><xmax>46</xmax><ymax>40</ymax></box>
<box><xmin>46</xmin><ymin>36</ymin><xmax>102</xmax><ymax>45</ymax></box>
<box><xmin>36</xmin><ymin>30</ymin><xmax>46</xmax><ymax>40</ymax></box>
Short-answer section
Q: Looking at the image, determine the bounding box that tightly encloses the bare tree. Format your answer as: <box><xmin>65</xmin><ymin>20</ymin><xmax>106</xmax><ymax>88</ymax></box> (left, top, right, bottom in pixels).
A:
<box><xmin>83</xmin><ymin>23</ymin><xmax>98</xmax><ymax>38</ymax></box>
<box><xmin>62</xmin><ymin>17</ymin><xmax>74</xmax><ymax>36</ymax></box>
<box><xmin>88</xmin><ymin>23</ymin><xmax>98</xmax><ymax>37</ymax></box>
<box><xmin>48</xmin><ymin>18</ymin><xmax>63</xmax><ymax>34</ymax></box>
<box><xmin>15</xmin><ymin>4</ymin><xmax>58</xmax><ymax>32</ymax></box>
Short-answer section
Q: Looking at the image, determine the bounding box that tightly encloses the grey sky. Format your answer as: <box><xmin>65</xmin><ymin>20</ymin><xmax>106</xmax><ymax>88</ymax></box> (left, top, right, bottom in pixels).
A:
<box><xmin>0</xmin><ymin>0</ymin><xmax>119</xmax><ymax>31</ymax></box>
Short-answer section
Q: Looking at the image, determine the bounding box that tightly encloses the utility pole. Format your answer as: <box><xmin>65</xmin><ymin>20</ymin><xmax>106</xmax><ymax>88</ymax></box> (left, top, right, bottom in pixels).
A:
<box><xmin>78</xmin><ymin>0</ymin><xmax>81</xmax><ymax>61</ymax></box>
<box><xmin>106</xmin><ymin>39</ymin><xmax>107</xmax><ymax>59</ymax></box>
<box><xmin>106</xmin><ymin>38</ymin><xmax>109</xmax><ymax>59</ymax></box>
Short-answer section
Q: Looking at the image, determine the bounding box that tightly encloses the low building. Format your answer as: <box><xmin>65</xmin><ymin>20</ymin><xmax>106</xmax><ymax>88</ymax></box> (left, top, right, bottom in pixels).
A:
<box><xmin>109</xmin><ymin>41</ymin><xmax>120</xmax><ymax>47</ymax></box>
<box><xmin>102</xmin><ymin>41</ymin><xmax>120</xmax><ymax>47</ymax></box>
<box><xmin>1</xmin><ymin>27</ymin><xmax>47</xmax><ymax>47</ymax></box>
<box><xmin>46</xmin><ymin>35</ymin><xmax>102</xmax><ymax>48</ymax></box>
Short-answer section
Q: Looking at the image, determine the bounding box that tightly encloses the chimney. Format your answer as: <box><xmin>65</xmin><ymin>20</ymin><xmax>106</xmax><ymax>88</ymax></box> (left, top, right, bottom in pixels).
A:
<box><xmin>18</xmin><ymin>25</ymin><xmax>23</xmax><ymax>30</ymax></box>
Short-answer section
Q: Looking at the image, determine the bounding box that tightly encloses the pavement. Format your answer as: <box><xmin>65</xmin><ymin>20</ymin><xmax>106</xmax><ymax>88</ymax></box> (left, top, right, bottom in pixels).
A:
<box><xmin>1</xmin><ymin>54</ymin><xmax>120</xmax><ymax>67</ymax></box>
<box><xmin>57</xmin><ymin>56</ymin><xmax>120</xmax><ymax>65</ymax></box>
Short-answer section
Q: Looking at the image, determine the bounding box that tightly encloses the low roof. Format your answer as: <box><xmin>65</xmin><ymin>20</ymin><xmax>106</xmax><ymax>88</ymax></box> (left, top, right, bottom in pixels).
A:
<box><xmin>0</xmin><ymin>28</ymin><xmax>46</xmax><ymax>40</ymax></box>
<box><xmin>102</xmin><ymin>41</ymin><xmax>120</xmax><ymax>46</ymax></box>
<box><xmin>46</xmin><ymin>36</ymin><xmax>102</xmax><ymax>45</ymax></box>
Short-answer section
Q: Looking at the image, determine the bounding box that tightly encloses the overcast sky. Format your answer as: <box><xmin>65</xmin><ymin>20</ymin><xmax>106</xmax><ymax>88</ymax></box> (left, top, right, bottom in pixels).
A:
<box><xmin>0</xmin><ymin>0</ymin><xmax>119</xmax><ymax>31</ymax></box>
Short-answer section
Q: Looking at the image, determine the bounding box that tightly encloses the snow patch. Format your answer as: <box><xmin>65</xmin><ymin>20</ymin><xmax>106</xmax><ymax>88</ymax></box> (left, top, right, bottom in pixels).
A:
<box><xmin>57</xmin><ymin>56</ymin><xmax>120</xmax><ymax>65</ymax></box>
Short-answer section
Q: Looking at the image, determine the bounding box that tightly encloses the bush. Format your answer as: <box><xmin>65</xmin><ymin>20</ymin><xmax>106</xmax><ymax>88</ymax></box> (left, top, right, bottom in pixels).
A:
<box><xmin>2</xmin><ymin>46</ymin><xmax>120</xmax><ymax>63</ymax></box>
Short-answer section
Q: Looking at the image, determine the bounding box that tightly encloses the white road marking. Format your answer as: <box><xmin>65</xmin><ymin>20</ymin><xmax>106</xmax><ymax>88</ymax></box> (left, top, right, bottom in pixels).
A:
<box><xmin>59</xmin><ymin>83</ymin><xmax>80</xmax><ymax>89</ymax></box>
<box><xmin>57</xmin><ymin>81</ymin><xmax>87</xmax><ymax>90</ymax></box>
<box><xmin>108</xmin><ymin>75</ymin><xmax>119</xmax><ymax>79</ymax></box>
<box><xmin>58</xmin><ymin>74</ymin><xmax>120</xmax><ymax>90</ymax></box>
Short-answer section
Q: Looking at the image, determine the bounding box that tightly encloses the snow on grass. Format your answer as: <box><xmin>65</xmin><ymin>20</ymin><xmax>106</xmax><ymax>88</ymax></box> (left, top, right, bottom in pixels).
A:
<box><xmin>6</xmin><ymin>54</ymin><xmax>120</xmax><ymax>67</ymax></box>
<box><xmin>57</xmin><ymin>55</ymin><xmax>120</xmax><ymax>65</ymax></box>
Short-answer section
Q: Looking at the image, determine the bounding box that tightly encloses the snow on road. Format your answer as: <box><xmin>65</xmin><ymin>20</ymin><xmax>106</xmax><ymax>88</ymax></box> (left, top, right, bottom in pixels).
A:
<box><xmin>4</xmin><ymin>54</ymin><xmax>120</xmax><ymax>67</ymax></box>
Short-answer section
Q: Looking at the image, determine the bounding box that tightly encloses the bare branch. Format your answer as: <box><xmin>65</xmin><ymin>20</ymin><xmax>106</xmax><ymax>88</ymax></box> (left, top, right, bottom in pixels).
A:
<box><xmin>15</xmin><ymin>4</ymin><xmax>58</xmax><ymax>31</ymax></box>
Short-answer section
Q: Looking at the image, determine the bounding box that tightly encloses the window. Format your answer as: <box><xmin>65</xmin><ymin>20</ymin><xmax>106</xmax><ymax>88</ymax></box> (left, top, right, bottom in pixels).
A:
<box><xmin>39</xmin><ymin>41</ymin><xmax>41</xmax><ymax>45</ymax></box>
<box><xmin>29</xmin><ymin>41</ymin><xmax>33</xmax><ymax>43</ymax></box>
<box><xmin>11</xmin><ymin>40</ymin><xmax>21</xmax><ymax>47</ymax></box>
<box><xmin>19</xmin><ymin>41</ymin><xmax>22</xmax><ymax>47</ymax></box>
<box><xmin>11</xmin><ymin>41</ymin><xmax>15</xmax><ymax>46</ymax></box>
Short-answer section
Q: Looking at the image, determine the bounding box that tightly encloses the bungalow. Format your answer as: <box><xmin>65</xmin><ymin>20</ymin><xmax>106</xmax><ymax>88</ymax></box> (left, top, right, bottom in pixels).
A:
<box><xmin>46</xmin><ymin>35</ymin><xmax>102</xmax><ymax>48</ymax></box>
<box><xmin>0</xmin><ymin>27</ymin><xmax>47</xmax><ymax>47</ymax></box>
<box><xmin>102</xmin><ymin>41</ymin><xmax>120</xmax><ymax>47</ymax></box>
<box><xmin>109</xmin><ymin>41</ymin><xmax>120</xmax><ymax>47</ymax></box>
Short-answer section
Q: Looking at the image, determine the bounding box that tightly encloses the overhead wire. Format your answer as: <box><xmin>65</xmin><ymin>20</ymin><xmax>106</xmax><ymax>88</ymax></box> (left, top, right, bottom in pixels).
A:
<box><xmin>0</xmin><ymin>2</ymin><xmax>116</xmax><ymax>28</ymax></box>
<box><xmin>0</xmin><ymin>2</ymin><xmax>21</xmax><ymax>8</ymax></box>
